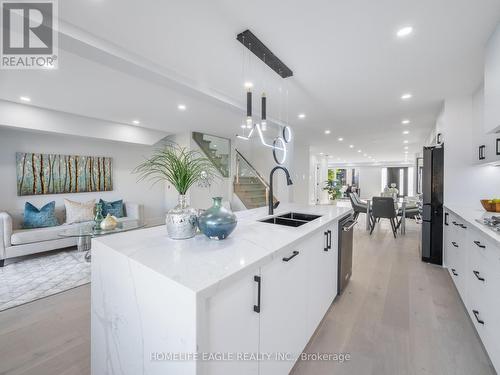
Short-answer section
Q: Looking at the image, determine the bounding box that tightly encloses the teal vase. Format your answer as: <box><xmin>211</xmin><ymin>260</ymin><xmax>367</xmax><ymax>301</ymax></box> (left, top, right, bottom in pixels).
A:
<box><xmin>94</xmin><ymin>203</ymin><xmax>104</xmax><ymax>227</ymax></box>
<box><xmin>198</xmin><ymin>197</ymin><xmax>237</xmax><ymax>240</ymax></box>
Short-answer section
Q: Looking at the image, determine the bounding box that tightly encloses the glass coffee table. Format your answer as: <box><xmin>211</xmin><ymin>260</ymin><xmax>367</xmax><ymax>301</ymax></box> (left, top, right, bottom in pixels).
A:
<box><xmin>59</xmin><ymin>220</ymin><xmax>146</xmax><ymax>261</ymax></box>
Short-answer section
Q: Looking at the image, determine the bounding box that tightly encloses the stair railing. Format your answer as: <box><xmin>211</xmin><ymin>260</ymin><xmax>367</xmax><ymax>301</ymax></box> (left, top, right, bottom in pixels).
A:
<box><xmin>192</xmin><ymin>132</ymin><xmax>230</xmax><ymax>177</ymax></box>
<box><xmin>235</xmin><ymin>149</ymin><xmax>272</xmax><ymax>206</ymax></box>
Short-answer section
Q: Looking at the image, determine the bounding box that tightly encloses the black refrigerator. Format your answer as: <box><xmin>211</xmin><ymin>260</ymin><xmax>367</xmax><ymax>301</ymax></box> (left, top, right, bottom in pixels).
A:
<box><xmin>421</xmin><ymin>145</ymin><xmax>444</xmax><ymax>265</ymax></box>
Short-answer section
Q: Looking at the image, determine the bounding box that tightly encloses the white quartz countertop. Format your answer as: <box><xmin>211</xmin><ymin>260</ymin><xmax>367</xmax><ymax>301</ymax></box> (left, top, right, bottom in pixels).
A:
<box><xmin>445</xmin><ymin>204</ymin><xmax>500</xmax><ymax>246</ymax></box>
<box><xmin>93</xmin><ymin>204</ymin><xmax>352</xmax><ymax>296</ymax></box>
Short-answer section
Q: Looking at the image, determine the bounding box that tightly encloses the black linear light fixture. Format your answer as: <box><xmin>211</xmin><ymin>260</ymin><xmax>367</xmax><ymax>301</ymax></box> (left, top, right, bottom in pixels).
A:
<box><xmin>237</xmin><ymin>29</ymin><xmax>293</xmax><ymax>79</ymax></box>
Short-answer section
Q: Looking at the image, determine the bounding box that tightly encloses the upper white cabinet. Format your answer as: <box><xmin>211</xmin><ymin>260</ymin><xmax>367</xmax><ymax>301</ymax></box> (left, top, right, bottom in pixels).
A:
<box><xmin>484</xmin><ymin>23</ymin><xmax>500</xmax><ymax>134</ymax></box>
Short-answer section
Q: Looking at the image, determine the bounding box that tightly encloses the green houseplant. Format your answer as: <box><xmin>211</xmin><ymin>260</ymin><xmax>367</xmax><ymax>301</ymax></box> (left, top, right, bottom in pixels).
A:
<box><xmin>323</xmin><ymin>180</ymin><xmax>342</xmax><ymax>201</ymax></box>
<box><xmin>134</xmin><ymin>142</ymin><xmax>217</xmax><ymax>239</ymax></box>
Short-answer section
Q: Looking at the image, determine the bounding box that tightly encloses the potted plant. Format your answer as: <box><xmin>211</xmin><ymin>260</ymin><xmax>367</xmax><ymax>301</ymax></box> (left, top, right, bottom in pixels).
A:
<box><xmin>134</xmin><ymin>142</ymin><xmax>217</xmax><ymax>239</ymax></box>
<box><xmin>323</xmin><ymin>180</ymin><xmax>341</xmax><ymax>202</ymax></box>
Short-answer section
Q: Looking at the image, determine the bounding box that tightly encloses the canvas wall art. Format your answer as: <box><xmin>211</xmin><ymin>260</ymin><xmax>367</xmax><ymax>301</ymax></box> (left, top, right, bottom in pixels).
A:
<box><xmin>16</xmin><ymin>153</ymin><xmax>113</xmax><ymax>196</ymax></box>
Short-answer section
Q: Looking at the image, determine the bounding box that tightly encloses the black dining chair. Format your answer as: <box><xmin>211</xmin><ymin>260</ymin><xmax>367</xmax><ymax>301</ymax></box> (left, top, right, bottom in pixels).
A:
<box><xmin>349</xmin><ymin>193</ymin><xmax>367</xmax><ymax>221</ymax></box>
<box><xmin>370</xmin><ymin>197</ymin><xmax>400</xmax><ymax>238</ymax></box>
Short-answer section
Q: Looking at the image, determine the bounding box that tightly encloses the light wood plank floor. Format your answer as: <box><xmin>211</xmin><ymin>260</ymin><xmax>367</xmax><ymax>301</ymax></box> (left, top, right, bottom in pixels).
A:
<box><xmin>0</xmin><ymin>216</ymin><xmax>495</xmax><ymax>375</ymax></box>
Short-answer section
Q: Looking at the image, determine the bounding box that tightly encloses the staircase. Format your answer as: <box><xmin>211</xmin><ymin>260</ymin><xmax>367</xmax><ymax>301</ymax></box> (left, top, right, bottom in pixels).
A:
<box><xmin>234</xmin><ymin>150</ymin><xmax>277</xmax><ymax>209</ymax></box>
<box><xmin>192</xmin><ymin>132</ymin><xmax>230</xmax><ymax>178</ymax></box>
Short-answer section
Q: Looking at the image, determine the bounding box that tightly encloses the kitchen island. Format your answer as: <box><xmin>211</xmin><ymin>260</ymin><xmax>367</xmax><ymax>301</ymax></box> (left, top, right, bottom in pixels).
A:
<box><xmin>91</xmin><ymin>204</ymin><xmax>352</xmax><ymax>375</ymax></box>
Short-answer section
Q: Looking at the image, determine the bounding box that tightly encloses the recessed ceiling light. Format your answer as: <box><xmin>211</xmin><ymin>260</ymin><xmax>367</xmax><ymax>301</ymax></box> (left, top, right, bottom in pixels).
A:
<box><xmin>298</xmin><ymin>113</ymin><xmax>306</xmax><ymax>119</ymax></box>
<box><xmin>178</xmin><ymin>104</ymin><xmax>187</xmax><ymax>111</ymax></box>
<box><xmin>324</xmin><ymin>130</ymin><xmax>331</xmax><ymax>134</ymax></box>
<box><xmin>404</xmin><ymin>146</ymin><xmax>409</xmax><ymax>150</ymax></box>
<box><xmin>349</xmin><ymin>145</ymin><xmax>354</xmax><ymax>148</ymax></box>
<box><xmin>132</xmin><ymin>120</ymin><xmax>140</xmax><ymax>125</ymax></box>
<box><xmin>396</xmin><ymin>26</ymin><xmax>414</xmax><ymax>38</ymax></box>
<box><xmin>405</xmin><ymin>151</ymin><xmax>409</xmax><ymax>154</ymax></box>
<box><xmin>402</xmin><ymin>119</ymin><xmax>410</xmax><ymax>125</ymax></box>
<box><xmin>401</xmin><ymin>93</ymin><xmax>413</xmax><ymax>100</ymax></box>
<box><xmin>319</xmin><ymin>152</ymin><xmax>324</xmax><ymax>155</ymax></box>
<box><xmin>20</xmin><ymin>96</ymin><xmax>31</xmax><ymax>102</ymax></box>
<box><xmin>338</xmin><ymin>137</ymin><xmax>343</xmax><ymax>141</ymax></box>
<box><xmin>358</xmin><ymin>150</ymin><xmax>362</xmax><ymax>153</ymax></box>
<box><xmin>403</xmin><ymin>140</ymin><xmax>409</xmax><ymax>144</ymax></box>
<box><xmin>403</xmin><ymin>130</ymin><xmax>410</xmax><ymax>135</ymax></box>
<box><xmin>244</xmin><ymin>82</ymin><xmax>253</xmax><ymax>89</ymax></box>
<box><xmin>363</xmin><ymin>153</ymin><xmax>367</xmax><ymax>157</ymax></box>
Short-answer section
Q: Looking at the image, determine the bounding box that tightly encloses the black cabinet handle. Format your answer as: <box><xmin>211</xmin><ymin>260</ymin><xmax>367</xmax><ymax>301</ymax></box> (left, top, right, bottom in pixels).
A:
<box><xmin>253</xmin><ymin>275</ymin><xmax>261</xmax><ymax>313</ymax></box>
<box><xmin>479</xmin><ymin>145</ymin><xmax>486</xmax><ymax>160</ymax></box>
<box><xmin>451</xmin><ymin>268</ymin><xmax>458</xmax><ymax>276</ymax></box>
<box><xmin>324</xmin><ymin>231</ymin><xmax>328</xmax><ymax>251</ymax></box>
<box><xmin>452</xmin><ymin>242</ymin><xmax>458</xmax><ymax>248</ymax></box>
<box><xmin>473</xmin><ymin>270</ymin><xmax>485</xmax><ymax>282</ymax></box>
<box><xmin>472</xmin><ymin>309</ymin><xmax>485</xmax><ymax>325</ymax></box>
<box><xmin>473</xmin><ymin>241</ymin><xmax>486</xmax><ymax>249</ymax></box>
<box><xmin>327</xmin><ymin>230</ymin><xmax>332</xmax><ymax>250</ymax></box>
<box><xmin>459</xmin><ymin>224</ymin><xmax>467</xmax><ymax>229</ymax></box>
<box><xmin>282</xmin><ymin>250</ymin><xmax>299</xmax><ymax>262</ymax></box>
<box><xmin>452</xmin><ymin>221</ymin><xmax>458</xmax><ymax>226</ymax></box>
<box><xmin>445</xmin><ymin>212</ymin><xmax>449</xmax><ymax>226</ymax></box>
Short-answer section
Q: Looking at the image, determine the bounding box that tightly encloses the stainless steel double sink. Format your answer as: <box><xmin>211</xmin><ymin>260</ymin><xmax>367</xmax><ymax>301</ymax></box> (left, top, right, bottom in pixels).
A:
<box><xmin>259</xmin><ymin>212</ymin><xmax>322</xmax><ymax>227</ymax></box>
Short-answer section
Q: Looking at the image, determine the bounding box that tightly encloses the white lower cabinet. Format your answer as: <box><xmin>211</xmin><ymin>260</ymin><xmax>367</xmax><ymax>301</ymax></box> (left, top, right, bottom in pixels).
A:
<box><xmin>444</xmin><ymin>208</ymin><xmax>500</xmax><ymax>372</ymax></box>
<box><xmin>204</xmin><ymin>225</ymin><xmax>339</xmax><ymax>375</ymax></box>
<box><xmin>204</xmin><ymin>267</ymin><xmax>260</xmax><ymax>375</ymax></box>
<box><xmin>306</xmin><ymin>227</ymin><xmax>337</xmax><ymax>334</ymax></box>
<box><xmin>259</xmin><ymin>241</ymin><xmax>309</xmax><ymax>375</ymax></box>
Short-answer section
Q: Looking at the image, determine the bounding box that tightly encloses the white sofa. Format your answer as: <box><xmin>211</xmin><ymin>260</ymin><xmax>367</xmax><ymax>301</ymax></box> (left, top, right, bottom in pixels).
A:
<box><xmin>0</xmin><ymin>202</ymin><xmax>143</xmax><ymax>267</ymax></box>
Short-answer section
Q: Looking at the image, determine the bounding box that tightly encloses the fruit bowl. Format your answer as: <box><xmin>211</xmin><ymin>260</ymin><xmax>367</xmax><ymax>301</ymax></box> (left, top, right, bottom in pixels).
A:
<box><xmin>480</xmin><ymin>199</ymin><xmax>500</xmax><ymax>213</ymax></box>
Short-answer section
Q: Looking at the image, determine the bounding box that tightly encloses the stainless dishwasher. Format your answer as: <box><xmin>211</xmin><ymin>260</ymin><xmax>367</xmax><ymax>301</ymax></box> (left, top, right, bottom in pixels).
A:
<box><xmin>338</xmin><ymin>215</ymin><xmax>356</xmax><ymax>294</ymax></box>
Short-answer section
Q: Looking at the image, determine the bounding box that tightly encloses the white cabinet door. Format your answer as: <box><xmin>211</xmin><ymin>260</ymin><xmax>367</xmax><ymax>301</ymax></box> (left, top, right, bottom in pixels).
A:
<box><xmin>306</xmin><ymin>228</ymin><xmax>337</xmax><ymax>334</ymax></box>
<box><xmin>259</xmin><ymin>242</ymin><xmax>309</xmax><ymax>375</ymax></box>
<box><xmin>203</xmin><ymin>269</ymin><xmax>260</xmax><ymax>375</ymax></box>
<box><xmin>443</xmin><ymin>210</ymin><xmax>453</xmax><ymax>269</ymax></box>
<box><xmin>485</xmin><ymin>23</ymin><xmax>500</xmax><ymax>134</ymax></box>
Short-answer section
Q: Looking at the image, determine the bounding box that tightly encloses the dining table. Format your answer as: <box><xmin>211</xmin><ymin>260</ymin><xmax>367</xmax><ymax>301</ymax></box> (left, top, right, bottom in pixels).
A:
<box><xmin>364</xmin><ymin>197</ymin><xmax>418</xmax><ymax>235</ymax></box>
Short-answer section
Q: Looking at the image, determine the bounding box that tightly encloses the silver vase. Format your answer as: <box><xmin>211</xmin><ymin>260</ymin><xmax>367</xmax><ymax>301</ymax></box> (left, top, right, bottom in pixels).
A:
<box><xmin>166</xmin><ymin>195</ymin><xmax>198</xmax><ymax>240</ymax></box>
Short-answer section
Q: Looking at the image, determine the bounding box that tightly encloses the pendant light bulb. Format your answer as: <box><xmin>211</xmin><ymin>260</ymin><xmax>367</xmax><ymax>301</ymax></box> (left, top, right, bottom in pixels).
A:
<box><xmin>261</xmin><ymin>93</ymin><xmax>267</xmax><ymax>131</ymax></box>
<box><xmin>246</xmin><ymin>117</ymin><xmax>253</xmax><ymax>128</ymax></box>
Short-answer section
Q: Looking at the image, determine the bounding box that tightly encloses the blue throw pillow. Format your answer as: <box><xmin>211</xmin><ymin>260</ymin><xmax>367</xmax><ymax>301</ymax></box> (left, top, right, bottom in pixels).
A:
<box><xmin>23</xmin><ymin>201</ymin><xmax>59</xmax><ymax>229</ymax></box>
<box><xmin>99</xmin><ymin>199</ymin><xmax>124</xmax><ymax>218</ymax></box>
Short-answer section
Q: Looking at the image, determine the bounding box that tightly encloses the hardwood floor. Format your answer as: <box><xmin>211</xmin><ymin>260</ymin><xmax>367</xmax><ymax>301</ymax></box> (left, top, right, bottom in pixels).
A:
<box><xmin>292</xmin><ymin>215</ymin><xmax>495</xmax><ymax>375</ymax></box>
<box><xmin>0</xmin><ymin>216</ymin><xmax>494</xmax><ymax>375</ymax></box>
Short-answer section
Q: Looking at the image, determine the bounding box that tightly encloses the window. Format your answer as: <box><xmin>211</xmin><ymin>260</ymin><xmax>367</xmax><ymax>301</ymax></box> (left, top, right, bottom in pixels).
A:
<box><xmin>381</xmin><ymin>167</ymin><xmax>387</xmax><ymax>192</ymax></box>
<box><xmin>408</xmin><ymin>167</ymin><xmax>414</xmax><ymax>197</ymax></box>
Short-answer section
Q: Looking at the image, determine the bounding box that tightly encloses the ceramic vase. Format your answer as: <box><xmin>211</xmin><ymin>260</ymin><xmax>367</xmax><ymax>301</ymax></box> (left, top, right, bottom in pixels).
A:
<box><xmin>100</xmin><ymin>214</ymin><xmax>118</xmax><ymax>230</ymax></box>
<box><xmin>198</xmin><ymin>197</ymin><xmax>237</xmax><ymax>240</ymax></box>
<box><xmin>166</xmin><ymin>195</ymin><xmax>198</xmax><ymax>239</ymax></box>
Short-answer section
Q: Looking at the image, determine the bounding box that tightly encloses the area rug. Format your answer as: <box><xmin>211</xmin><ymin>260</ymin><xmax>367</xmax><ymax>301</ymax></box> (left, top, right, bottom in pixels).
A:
<box><xmin>0</xmin><ymin>249</ymin><xmax>90</xmax><ymax>311</ymax></box>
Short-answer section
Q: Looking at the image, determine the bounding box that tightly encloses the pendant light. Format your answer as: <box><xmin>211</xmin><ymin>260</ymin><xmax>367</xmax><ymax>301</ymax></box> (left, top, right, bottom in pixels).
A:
<box><xmin>261</xmin><ymin>93</ymin><xmax>267</xmax><ymax>131</ymax></box>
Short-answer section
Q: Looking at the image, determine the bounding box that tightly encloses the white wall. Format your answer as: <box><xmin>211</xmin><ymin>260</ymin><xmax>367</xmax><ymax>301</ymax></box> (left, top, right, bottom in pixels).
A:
<box><xmin>439</xmin><ymin>88</ymin><xmax>500</xmax><ymax>208</ymax></box>
<box><xmin>290</xmin><ymin>141</ymin><xmax>310</xmax><ymax>205</ymax></box>
<box><xmin>357</xmin><ymin>166</ymin><xmax>383</xmax><ymax>199</ymax></box>
<box><xmin>0</xmin><ymin>127</ymin><xmax>166</xmax><ymax>220</ymax></box>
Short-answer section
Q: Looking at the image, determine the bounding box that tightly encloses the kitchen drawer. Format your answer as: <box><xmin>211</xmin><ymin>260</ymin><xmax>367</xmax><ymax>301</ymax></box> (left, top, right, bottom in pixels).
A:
<box><xmin>469</xmin><ymin>229</ymin><xmax>500</xmax><ymax>268</ymax></box>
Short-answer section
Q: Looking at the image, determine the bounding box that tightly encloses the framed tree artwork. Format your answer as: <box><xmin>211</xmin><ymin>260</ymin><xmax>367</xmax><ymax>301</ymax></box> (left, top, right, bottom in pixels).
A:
<box><xmin>16</xmin><ymin>152</ymin><xmax>113</xmax><ymax>196</ymax></box>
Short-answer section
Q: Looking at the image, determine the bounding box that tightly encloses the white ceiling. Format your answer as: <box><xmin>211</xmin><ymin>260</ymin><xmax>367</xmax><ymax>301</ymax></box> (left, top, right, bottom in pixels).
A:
<box><xmin>1</xmin><ymin>0</ymin><xmax>499</xmax><ymax>162</ymax></box>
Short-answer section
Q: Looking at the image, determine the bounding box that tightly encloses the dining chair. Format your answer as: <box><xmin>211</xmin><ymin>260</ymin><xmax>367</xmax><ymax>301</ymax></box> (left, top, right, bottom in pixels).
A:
<box><xmin>370</xmin><ymin>197</ymin><xmax>400</xmax><ymax>238</ymax></box>
<box><xmin>348</xmin><ymin>193</ymin><xmax>367</xmax><ymax>221</ymax></box>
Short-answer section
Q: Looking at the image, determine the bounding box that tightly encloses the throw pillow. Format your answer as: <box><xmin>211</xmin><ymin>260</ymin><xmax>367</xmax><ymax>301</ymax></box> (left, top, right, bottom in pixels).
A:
<box><xmin>23</xmin><ymin>201</ymin><xmax>59</xmax><ymax>229</ymax></box>
<box><xmin>99</xmin><ymin>199</ymin><xmax>124</xmax><ymax>218</ymax></box>
<box><xmin>64</xmin><ymin>198</ymin><xmax>95</xmax><ymax>224</ymax></box>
